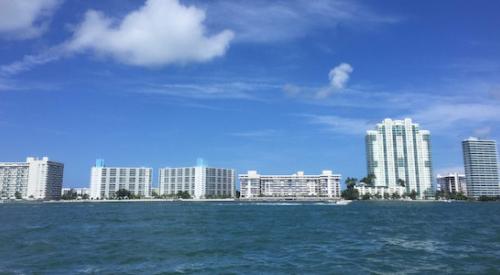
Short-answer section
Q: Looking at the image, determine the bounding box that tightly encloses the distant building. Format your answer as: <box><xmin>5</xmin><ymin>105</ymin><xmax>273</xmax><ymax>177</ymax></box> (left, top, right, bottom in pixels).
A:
<box><xmin>363</xmin><ymin>118</ymin><xmax>434</xmax><ymax>199</ymax></box>
<box><xmin>61</xmin><ymin>187</ymin><xmax>90</xmax><ymax>197</ymax></box>
<box><xmin>89</xmin><ymin>160</ymin><xmax>152</xmax><ymax>199</ymax></box>
<box><xmin>158</xmin><ymin>163</ymin><xmax>235</xmax><ymax>199</ymax></box>
<box><xmin>0</xmin><ymin>157</ymin><xmax>64</xmax><ymax>200</ymax></box>
<box><xmin>437</xmin><ymin>173</ymin><xmax>467</xmax><ymax>196</ymax></box>
<box><xmin>239</xmin><ymin>170</ymin><xmax>341</xmax><ymax>199</ymax></box>
<box><xmin>462</xmin><ymin>138</ymin><xmax>500</xmax><ymax>197</ymax></box>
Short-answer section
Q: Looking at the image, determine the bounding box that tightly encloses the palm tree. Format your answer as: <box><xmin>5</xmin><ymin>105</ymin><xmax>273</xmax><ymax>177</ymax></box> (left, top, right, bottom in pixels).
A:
<box><xmin>397</xmin><ymin>178</ymin><xmax>405</xmax><ymax>187</ymax></box>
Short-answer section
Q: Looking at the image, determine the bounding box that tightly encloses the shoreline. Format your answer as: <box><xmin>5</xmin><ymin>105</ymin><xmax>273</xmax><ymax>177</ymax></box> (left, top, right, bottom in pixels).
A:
<box><xmin>1</xmin><ymin>198</ymin><xmax>490</xmax><ymax>204</ymax></box>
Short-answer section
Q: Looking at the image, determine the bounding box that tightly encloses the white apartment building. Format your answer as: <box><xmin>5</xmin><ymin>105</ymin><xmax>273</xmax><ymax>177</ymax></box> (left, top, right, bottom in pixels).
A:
<box><xmin>437</xmin><ymin>173</ymin><xmax>467</xmax><ymax>195</ymax></box>
<box><xmin>0</xmin><ymin>157</ymin><xmax>64</xmax><ymax>200</ymax></box>
<box><xmin>462</xmin><ymin>138</ymin><xmax>499</xmax><ymax>197</ymax></box>
<box><xmin>363</xmin><ymin>118</ymin><xmax>434</xmax><ymax>199</ymax></box>
<box><xmin>239</xmin><ymin>170</ymin><xmax>341</xmax><ymax>199</ymax></box>
<box><xmin>90</xmin><ymin>160</ymin><xmax>152</xmax><ymax>199</ymax></box>
<box><xmin>158</xmin><ymin>165</ymin><xmax>235</xmax><ymax>199</ymax></box>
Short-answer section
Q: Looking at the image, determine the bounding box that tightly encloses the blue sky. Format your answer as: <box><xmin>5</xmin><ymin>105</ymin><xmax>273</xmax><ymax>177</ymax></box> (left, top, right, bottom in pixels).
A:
<box><xmin>1</xmin><ymin>0</ymin><xmax>499</xmax><ymax>188</ymax></box>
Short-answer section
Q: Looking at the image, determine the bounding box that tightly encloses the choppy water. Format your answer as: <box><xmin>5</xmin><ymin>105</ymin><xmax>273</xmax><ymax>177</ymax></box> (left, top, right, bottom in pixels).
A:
<box><xmin>1</xmin><ymin>201</ymin><xmax>499</xmax><ymax>274</ymax></box>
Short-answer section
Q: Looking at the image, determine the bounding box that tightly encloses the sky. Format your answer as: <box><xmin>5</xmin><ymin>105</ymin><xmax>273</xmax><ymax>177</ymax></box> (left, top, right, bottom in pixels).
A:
<box><xmin>0</xmin><ymin>0</ymin><xmax>499</xmax><ymax>188</ymax></box>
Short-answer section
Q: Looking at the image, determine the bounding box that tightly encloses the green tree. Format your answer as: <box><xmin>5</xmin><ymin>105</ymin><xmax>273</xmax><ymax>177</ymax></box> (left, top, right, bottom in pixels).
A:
<box><xmin>361</xmin><ymin>193</ymin><xmax>371</xmax><ymax>200</ymax></box>
<box><xmin>391</xmin><ymin>192</ymin><xmax>401</xmax><ymax>200</ymax></box>
<box><xmin>361</xmin><ymin>174</ymin><xmax>376</xmax><ymax>187</ymax></box>
<box><xmin>235</xmin><ymin>190</ymin><xmax>241</xmax><ymax>198</ymax></box>
<box><xmin>383</xmin><ymin>192</ymin><xmax>390</xmax><ymax>200</ymax></box>
<box><xmin>397</xmin><ymin>178</ymin><xmax>406</xmax><ymax>187</ymax></box>
<box><xmin>176</xmin><ymin>191</ymin><xmax>191</xmax><ymax>199</ymax></box>
<box><xmin>452</xmin><ymin>192</ymin><xmax>467</xmax><ymax>200</ymax></box>
<box><xmin>341</xmin><ymin>177</ymin><xmax>359</xmax><ymax>200</ymax></box>
<box><xmin>374</xmin><ymin>193</ymin><xmax>382</xmax><ymax>199</ymax></box>
<box><xmin>14</xmin><ymin>191</ymin><xmax>22</xmax><ymax>199</ymax></box>
<box><xmin>115</xmin><ymin>189</ymin><xmax>132</xmax><ymax>199</ymax></box>
<box><xmin>409</xmin><ymin>190</ymin><xmax>418</xmax><ymax>200</ymax></box>
<box><xmin>82</xmin><ymin>194</ymin><xmax>90</xmax><ymax>200</ymax></box>
<box><xmin>61</xmin><ymin>190</ymin><xmax>77</xmax><ymax>200</ymax></box>
<box><xmin>345</xmin><ymin>177</ymin><xmax>358</xmax><ymax>189</ymax></box>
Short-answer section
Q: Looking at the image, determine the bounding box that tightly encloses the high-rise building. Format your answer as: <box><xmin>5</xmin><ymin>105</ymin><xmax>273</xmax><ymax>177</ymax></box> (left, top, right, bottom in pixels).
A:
<box><xmin>158</xmin><ymin>164</ymin><xmax>235</xmax><ymax>199</ymax></box>
<box><xmin>239</xmin><ymin>170</ymin><xmax>341</xmax><ymax>199</ymax></box>
<box><xmin>437</xmin><ymin>173</ymin><xmax>467</xmax><ymax>196</ymax></box>
<box><xmin>0</xmin><ymin>157</ymin><xmax>64</xmax><ymax>200</ymax></box>
<box><xmin>363</xmin><ymin>118</ymin><xmax>433</xmax><ymax>199</ymax></box>
<box><xmin>90</xmin><ymin>160</ymin><xmax>152</xmax><ymax>199</ymax></box>
<box><xmin>462</xmin><ymin>138</ymin><xmax>499</xmax><ymax>198</ymax></box>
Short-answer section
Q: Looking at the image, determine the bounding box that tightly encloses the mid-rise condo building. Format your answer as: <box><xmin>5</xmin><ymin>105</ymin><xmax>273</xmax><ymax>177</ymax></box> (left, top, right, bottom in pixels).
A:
<box><xmin>0</xmin><ymin>157</ymin><xmax>64</xmax><ymax>200</ymax></box>
<box><xmin>158</xmin><ymin>164</ymin><xmax>235</xmax><ymax>199</ymax></box>
<box><xmin>437</xmin><ymin>173</ymin><xmax>467</xmax><ymax>195</ymax></box>
<box><xmin>462</xmin><ymin>138</ymin><xmax>499</xmax><ymax>197</ymax></box>
<box><xmin>363</xmin><ymin>118</ymin><xmax>434</xmax><ymax>199</ymax></box>
<box><xmin>239</xmin><ymin>170</ymin><xmax>341</xmax><ymax>199</ymax></box>
<box><xmin>89</xmin><ymin>160</ymin><xmax>152</xmax><ymax>199</ymax></box>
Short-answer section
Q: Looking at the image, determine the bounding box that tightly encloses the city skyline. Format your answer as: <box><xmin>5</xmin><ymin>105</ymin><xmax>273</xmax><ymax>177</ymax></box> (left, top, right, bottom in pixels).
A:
<box><xmin>1</xmin><ymin>0</ymin><xmax>500</xmax><ymax>187</ymax></box>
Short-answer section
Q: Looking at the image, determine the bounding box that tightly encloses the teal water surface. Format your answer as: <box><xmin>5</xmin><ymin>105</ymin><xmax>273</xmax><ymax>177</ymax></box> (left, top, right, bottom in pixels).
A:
<box><xmin>0</xmin><ymin>201</ymin><xmax>499</xmax><ymax>274</ymax></box>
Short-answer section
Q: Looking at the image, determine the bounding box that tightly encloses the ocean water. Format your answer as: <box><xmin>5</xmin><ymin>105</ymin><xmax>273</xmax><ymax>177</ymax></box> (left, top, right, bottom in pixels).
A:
<box><xmin>0</xmin><ymin>201</ymin><xmax>499</xmax><ymax>274</ymax></box>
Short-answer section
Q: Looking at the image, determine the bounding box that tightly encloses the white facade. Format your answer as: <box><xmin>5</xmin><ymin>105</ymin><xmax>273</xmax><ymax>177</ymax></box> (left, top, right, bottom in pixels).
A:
<box><xmin>437</xmin><ymin>173</ymin><xmax>467</xmax><ymax>196</ymax></box>
<box><xmin>0</xmin><ymin>157</ymin><xmax>64</xmax><ymax>200</ymax></box>
<box><xmin>239</xmin><ymin>170</ymin><xmax>341</xmax><ymax>199</ymax></box>
<box><xmin>158</xmin><ymin>166</ymin><xmax>235</xmax><ymax>199</ymax></box>
<box><xmin>462</xmin><ymin>138</ymin><xmax>499</xmax><ymax>197</ymax></box>
<box><xmin>90</xmin><ymin>161</ymin><xmax>152</xmax><ymax>199</ymax></box>
<box><xmin>365</xmin><ymin>118</ymin><xmax>434</xmax><ymax>199</ymax></box>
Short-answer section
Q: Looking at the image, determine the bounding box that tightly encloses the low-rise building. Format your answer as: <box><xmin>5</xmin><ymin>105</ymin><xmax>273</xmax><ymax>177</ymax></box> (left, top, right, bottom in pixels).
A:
<box><xmin>158</xmin><ymin>163</ymin><xmax>235</xmax><ymax>199</ymax></box>
<box><xmin>89</xmin><ymin>160</ymin><xmax>152</xmax><ymax>199</ymax></box>
<box><xmin>61</xmin><ymin>187</ymin><xmax>90</xmax><ymax>198</ymax></box>
<box><xmin>239</xmin><ymin>170</ymin><xmax>341</xmax><ymax>199</ymax></box>
<box><xmin>437</xmin><ymin>173</ymin><xmax>467</xmax><ymax>195</ymax></box>
<box><xmin>0</xmin><ymin>157</ymin><xmax>64</xmax><ymax>200</ymax></box>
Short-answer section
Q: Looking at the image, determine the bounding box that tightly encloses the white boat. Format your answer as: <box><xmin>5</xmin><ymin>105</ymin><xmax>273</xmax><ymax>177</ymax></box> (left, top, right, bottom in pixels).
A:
<box><xmin>335</xmin><ymin>200</ymin><xmax>352</xmax><ymax>205</ymax></box>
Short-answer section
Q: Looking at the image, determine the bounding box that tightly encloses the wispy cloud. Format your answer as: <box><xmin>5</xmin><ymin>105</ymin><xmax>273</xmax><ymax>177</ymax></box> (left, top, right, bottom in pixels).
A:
<box><xmin>205</xmin><ymin>0</ymin><xmax>400</xmax><ymax>43</ymax></box>
<box><xmin>0</xmin><ymin>46</ymin><xmax>63</xmax><ymax>76</ymax></box>
<box><xmin>300</xmin><ymin>114</ymin><xmax>372</xmax><ymax>135</ymax></box>
<box><xmin>138</xmin><ymin>81</ymin><xmax>281</xmax><ymax>101</ymax></box>
<box><xmin>229</xmin><ymin>129</ymin><xmax>280</xmax><ymax>138</ymax></box>
<box><xmin>411</xmin><ymin>103</ymin><xmax>500</xmax><ymax>133</ymax></box>
<box><xmin>0</xmin><ymin>0</ymin><xmax>62</xmax><ymax>40</ymax></box>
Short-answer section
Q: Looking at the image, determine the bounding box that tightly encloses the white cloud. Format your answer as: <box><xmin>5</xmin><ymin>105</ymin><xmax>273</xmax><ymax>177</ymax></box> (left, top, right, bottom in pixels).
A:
<box><xmin>283</xmin><ymin>84</ymin><xmax>302</xmax><ymax>97</ymax></box>
<box><xmin>229</xmin><ymin>129</ymin><xmax>279</xmax><ymax>138</ymax></box>
<box><xmin>0</xmin><ymin>0</ymin><xmax>61</xmax><ymax>39</ymax></box>
<box><xmin>66</xmin><ymin>0</ymin><xmax>234</xmax><ymax>67</ymax></box>
<box><xmin>315</xmin><ymin>63</ymin><xmax>353</xmax><ymax>98</ymax></box>
<box><xmin>0</xmin><ymin>47</ymin><xmax>62</xmax><ymax>76</ymax></box>
<box><xmin>138</xmin><ymin>81</ymin><xmax>280</xmax><ymax>100</ymax></box>
<box><xmin>301</xmin><ymin>114</ymin><xmax>372</xmax><ymax>135</ymax></box>
<box><xmin>206</xmin><ymin>0</ymin><xmax>400</xmax><ymax>43</ymax></box>
<box><xmin>329</xmin><ymin>63</ymin><xmax>353</xmax><ymax>89</ymax></box>
<box><xmin>411</xmin><ymin>103</ymin><xmax>500</xmax><ymax>132</ymax></box>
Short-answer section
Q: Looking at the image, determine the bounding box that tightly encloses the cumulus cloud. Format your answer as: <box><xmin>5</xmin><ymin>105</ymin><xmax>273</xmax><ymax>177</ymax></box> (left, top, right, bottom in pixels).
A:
<box><xmin>315</xmin><ymin>63</ymin><xmax>353</xmax><ymax>98</ymax></box>
<box><xmin>66</xmin><ymin>0</ymin><xmax>234</xmax><ymax>67</ymax></box>
<box><xmin>329</xmin><ymin>63</ymin><xmax>353</xmax><ymax>89</ymax></box>
<box><xmin>0</xmin><ymin>0</ymin><xmax>61</xmax><ymax>39</ymax></box>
